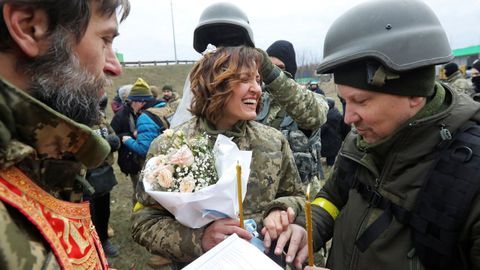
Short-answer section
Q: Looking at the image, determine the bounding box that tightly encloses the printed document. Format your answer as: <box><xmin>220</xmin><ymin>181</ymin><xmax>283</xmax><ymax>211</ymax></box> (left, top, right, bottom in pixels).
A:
<box><xmin>183</xmin><ymin>233</ymin><xmax>283</xmax><ymax>270</ymax></box>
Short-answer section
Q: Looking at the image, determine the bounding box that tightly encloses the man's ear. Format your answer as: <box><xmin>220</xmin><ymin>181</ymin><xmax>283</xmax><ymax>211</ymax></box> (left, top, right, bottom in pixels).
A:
<box><xmin>2</xmin><ymin>4</ymin><xmax>49</xmax><ymax>57</ymax></box>
<box><xmin>409</xmin><ymin>96</ymin><xmax>427</xmax><ymax>109</ymax></box>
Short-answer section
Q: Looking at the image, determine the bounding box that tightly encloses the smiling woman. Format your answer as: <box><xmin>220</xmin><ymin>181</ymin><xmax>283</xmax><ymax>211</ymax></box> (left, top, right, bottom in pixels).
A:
<box><xmin>189</xmin><ymin>46</ymin><xmax>262</xmax><ymax>129</ymax></box>
<box><xmin>131</xmin><ymin>46</ymin><xmax>306</xmax><ymax>268</ymax></box>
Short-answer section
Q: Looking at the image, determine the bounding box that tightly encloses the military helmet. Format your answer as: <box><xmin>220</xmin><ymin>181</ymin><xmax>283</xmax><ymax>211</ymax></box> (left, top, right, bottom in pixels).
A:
<box><xmin>316</xmin><ymin>0</ymin><xmax>453</xmax><ymax>74</ymax></box>
<box><xmin>193</xmin><ymin>2</ymin><xmax>254</xmax><ymax>53</ymax></box>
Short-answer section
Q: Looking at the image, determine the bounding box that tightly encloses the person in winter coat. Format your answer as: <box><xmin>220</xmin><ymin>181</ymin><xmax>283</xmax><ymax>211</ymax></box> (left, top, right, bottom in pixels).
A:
<box><xmin>471</xmin><ymin>59</ymin><xmax>480</xmax><ymax>95</ymax></box>
<box><xmin>85</xmin><ymin>94</ymin><xmax>121</xmax><ymax>259</ymax></box>
<box><xmin>320</xmin><ymin>97</ymin><xmax>349</xmax><ymax>166</ymax></box>
<box><xmin>443</xmin><ymin>62</ymin><xmax>474</xmax><ymax>96</ymax></box>
<box><xmin>111</xmin><ymin>78</ymin><xmax>156</xmax><ymax>201</ymax></box>
<box><xmin>267</xmin><ymin>1</ymin><xmax>480</xmax><ymax>270</ymax></box>
<box><xmin>257</xmin><ymin>39</ymin><xmax>327</xmax><ymax>196</ymax></box>
<box><xmin>121</xmin><ymin>78</ymin><xmax>169</xmax><ymax>158</ymax></box>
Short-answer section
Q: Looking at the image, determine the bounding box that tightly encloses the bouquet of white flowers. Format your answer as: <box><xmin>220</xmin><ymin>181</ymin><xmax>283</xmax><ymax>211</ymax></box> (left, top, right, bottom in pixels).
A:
<box><xmin>143</xmin><ymin>131</ymin><xmax>252</xmax><ymax>228</ymax></box>
<box><xmin>143</xmin><ymin>130</ymin><xmax>217</xmax><ymax>193</ymax></box>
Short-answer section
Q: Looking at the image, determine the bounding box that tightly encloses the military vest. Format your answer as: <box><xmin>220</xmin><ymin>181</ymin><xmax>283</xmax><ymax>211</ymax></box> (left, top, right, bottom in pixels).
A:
<box><xmin>257</xmin><ymin>92</ymin><xmax>324</xmax><ymax>184</ymax></box>
<box><xmin>0</xmin><ymin>166</ymin><xmax>109</xmax><ymax>270</ymax></box>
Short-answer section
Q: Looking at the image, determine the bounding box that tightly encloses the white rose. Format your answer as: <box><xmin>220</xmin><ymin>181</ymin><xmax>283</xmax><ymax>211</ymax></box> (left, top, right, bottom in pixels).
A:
<box><xmin>156</xmin><ymin>165</ymin><xmax>174</xmax><ymax>188</ymax></box>
<box><xmin>169</xmin><ymin>145</ymin><xmax>195</xmax><ymax>167</ymax></box>
<box><xmin>179</xmin><ymin>176</ymin><xmax>195</xmax><ymax>193</ymax></box>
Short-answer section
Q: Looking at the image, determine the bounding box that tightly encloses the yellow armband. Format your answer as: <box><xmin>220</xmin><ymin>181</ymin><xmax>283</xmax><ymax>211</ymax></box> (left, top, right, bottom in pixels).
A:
<box><xmin>133</xmin><ymin>202</ymin><xmax>144</xmax><ymax>212</ymax></box>
<box><xmin>312</xmin><ymin>198</ymin><xmax>339</xmax><ymax>220</ymax></box>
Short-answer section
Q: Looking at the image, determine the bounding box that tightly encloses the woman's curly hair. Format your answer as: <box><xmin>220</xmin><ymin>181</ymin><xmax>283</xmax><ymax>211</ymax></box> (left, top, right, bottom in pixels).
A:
<box><xmin>189</xmin><ymin>46</ymin><xmax>261</xmax><ymax>124</ymax></box>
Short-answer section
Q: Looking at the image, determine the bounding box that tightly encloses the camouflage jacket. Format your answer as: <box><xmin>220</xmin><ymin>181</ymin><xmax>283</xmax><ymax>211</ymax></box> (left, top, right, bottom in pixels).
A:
<box><xmin>166</xmin><ymin>94</ymin><xmax>181</xmax><ymax>113</ymax></box>
<box><xmin>132</xmin><ymin>117</ymin><xmax>305</xmax><ymax>263</ymax></box>
<box><xmin>446</xmin><ymin>71</ymin><xmax>474</xmax><ymax>96</ymax></box>
<box><xmin>0</xmin><ymin>78</ymin><xmax>110</xmax><ymax>269</ymax></box>
<box><xmin>256</xmin><ymin>74</ymin><xmax>328</xmax><ymax>196</ymax></box>
<box><xmin>258</xmin><ymin>72</ymin><xmax>328</xmax><ymax>131</ymax></box>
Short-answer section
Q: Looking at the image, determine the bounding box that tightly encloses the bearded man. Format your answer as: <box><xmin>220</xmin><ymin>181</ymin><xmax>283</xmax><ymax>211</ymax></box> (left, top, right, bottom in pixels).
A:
<box><xmin>0</xmin><ymin>0</ymin><xmax>129</xmax><ymax>269</ymax></box>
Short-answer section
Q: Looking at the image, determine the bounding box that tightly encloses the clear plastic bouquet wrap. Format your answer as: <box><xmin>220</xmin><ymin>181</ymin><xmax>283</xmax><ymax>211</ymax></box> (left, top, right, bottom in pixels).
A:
<box><xmin>143</xmin><ymin>131</ymin><xmax>252</xmax><ymax>228</ymax></box>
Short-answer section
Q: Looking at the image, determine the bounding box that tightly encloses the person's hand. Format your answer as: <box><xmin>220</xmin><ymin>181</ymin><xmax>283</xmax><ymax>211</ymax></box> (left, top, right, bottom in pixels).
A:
<box><xmin>122</xmin><ymin>136</ymin><xmax>131</xmax><ymax>143</ymax></box>
<box><xmin>262</xmin><ymin>207</ymin><xmax>295</xmax><ymax>248</ymax></box>
<box><xmin>304</xmin><ymin>266</ymin><xmax>330</xmax><ymax>270</ymax></box>
<box><xmin>201</xmin><ymin>218</ymin><xmax>252</xmax><ymax>252</ymax></box>
<box><xmin>256</xmin><ymin>48</ymin><xmax>280</xmax><ymax>84</ymax></box>
<box><xmin>273</xmin><ymin>224</ymin><xmax>309</xmax><ymax>270</ymax></box>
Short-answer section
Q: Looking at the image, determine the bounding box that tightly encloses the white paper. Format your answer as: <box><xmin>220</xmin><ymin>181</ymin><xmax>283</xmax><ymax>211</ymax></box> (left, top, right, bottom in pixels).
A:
<box><xmin>144</xmin><ymin>134</ymin><xmax>252</xmax><ymax>228</ymax></box>
<box><xmin>183</xmin><ymin>234</ymin><xmax>283</xmax><ymax>270</ymax></box>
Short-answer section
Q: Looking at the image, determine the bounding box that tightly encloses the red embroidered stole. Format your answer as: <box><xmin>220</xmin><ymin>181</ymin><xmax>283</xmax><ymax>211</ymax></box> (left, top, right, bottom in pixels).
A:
<box><xmin>0</xmin><ymin>166</ymin><xmax>109</xmax><ymax>270</ymax></box>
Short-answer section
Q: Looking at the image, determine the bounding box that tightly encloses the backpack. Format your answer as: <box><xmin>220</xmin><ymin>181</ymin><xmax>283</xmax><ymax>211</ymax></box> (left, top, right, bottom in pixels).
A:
<box><xmin>280</xmin><ymin>116</ymin><xmax>324</xmax><ymax>183</ymax></box>
<box><xmin>143</xmin><ymin>106</ymin><xmax>173</xmax><ymax>130</ymax></box>
<box><xmin>340</xmin><ymin>122</ymin><xmax>480</xmax><ymax>270</ymax></box>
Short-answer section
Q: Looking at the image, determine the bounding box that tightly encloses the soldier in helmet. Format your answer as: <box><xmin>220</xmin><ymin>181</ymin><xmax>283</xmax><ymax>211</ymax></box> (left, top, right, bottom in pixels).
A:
<box><xmin>169</xmin><ymin>2</ymin><xmax>328</xmax><ymax>133</ymax></box>
<box><xmin>0</xmin><ymin>0</ymin><xmax>129</xmax><ymax>269</ymax></box>
<box><xmin>442</xmin><ymin>62</ymin><xmax>474</xmax><ymax>96</ymax></box>
<box><xmin>266</xmin><ymin>0</ymin><xmax>480</xmax><ymax>270</ymax></box>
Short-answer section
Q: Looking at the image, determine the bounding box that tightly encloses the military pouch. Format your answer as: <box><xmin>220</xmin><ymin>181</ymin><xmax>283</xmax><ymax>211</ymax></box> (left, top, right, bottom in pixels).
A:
<box><xmin>86</xmin><ymin>164</ymin><xmax>117</xmax><ymax>196</ymax></box>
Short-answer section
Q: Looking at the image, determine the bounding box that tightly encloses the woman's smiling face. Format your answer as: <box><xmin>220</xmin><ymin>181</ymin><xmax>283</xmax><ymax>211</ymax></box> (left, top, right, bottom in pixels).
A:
<box><xmin>216</xmin><ymin>66</ymin><xmax>261</xmax><ymax>130</ymax></box>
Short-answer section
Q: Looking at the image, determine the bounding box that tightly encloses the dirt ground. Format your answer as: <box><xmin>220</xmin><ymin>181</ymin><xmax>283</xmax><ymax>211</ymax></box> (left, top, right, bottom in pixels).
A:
<box><xmin>107</xmin><ymin>165</ymin><xmax>151</xmax><ymax>270</ymax></box>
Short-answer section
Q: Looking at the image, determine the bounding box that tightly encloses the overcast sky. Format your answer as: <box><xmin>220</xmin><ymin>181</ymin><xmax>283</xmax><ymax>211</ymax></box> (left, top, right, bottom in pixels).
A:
<box><xmin>114</xmin><ymin>0</ymin><xmax>480</xmax><ymax>63</ymax></box>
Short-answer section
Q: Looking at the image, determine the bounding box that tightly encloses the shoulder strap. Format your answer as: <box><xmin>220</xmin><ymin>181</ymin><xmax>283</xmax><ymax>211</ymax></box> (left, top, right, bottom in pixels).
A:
<box><xmin>352</xmin><ymin>122</ymin><xmax>480</xmax><ymax>270</ymax></box>
<box><xmin>144</xmin><ymin>106</ymin><xmax>172</xmax><ymax>129</ymax></box>
<box><xmin>128</xmin><ymin>113</ymin><xmax>136</xmax><ymax>134</ymax></box>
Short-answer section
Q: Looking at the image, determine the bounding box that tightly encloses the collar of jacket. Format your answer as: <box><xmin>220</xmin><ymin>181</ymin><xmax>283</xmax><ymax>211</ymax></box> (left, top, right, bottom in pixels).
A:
<box><xmin>0</xmin><ymin>77</ymin><xmax>110</xmax><ymax>169</ymax></box>
<box><xmin>356</xmin><ymin>82</ymin><xmax>446</xmax><ymax>169</ymax></box>
<box><xmin>200</xmin><ymin>117</ymin><xmax>247</xmax><ymax>138</ymax></box>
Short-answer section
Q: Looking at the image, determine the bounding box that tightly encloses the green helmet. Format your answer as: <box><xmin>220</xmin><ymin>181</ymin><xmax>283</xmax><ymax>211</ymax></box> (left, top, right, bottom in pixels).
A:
<box><xmin>193</xmin><ymin>2</ymin><xmax>254</xmax><ymax>53</ymax></box>
<box><xmin>316</xmin><ymin>0</ymin><xmax>453</xmax><ymax>74</ymax></box>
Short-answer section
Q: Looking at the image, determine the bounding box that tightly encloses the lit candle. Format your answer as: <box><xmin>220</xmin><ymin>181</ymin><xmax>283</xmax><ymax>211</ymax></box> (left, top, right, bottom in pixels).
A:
<box><xmin>305</xmin><ymin>184</ymin><xmax>314</xmax><ymax>266</ymax></box>
<box><xmin>236</xmin><ymin>161</ymin><xmax>244</xmax><ymax>229</ymax></box>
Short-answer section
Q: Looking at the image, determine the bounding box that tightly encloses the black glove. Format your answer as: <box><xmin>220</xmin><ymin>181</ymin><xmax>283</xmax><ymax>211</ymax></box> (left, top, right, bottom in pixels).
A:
<box><xmin>105</xmin><ymin>134</ymin><xmax>120</xmax><ymax>151</ymax></box>
<box><xmin>256</xmin><ymin>48</ymin><xmax>281</xmax><ymax>84</ymax></box>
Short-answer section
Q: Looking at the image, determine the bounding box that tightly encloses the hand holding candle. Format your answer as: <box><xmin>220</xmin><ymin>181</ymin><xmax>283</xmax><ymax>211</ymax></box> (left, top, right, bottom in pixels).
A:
<box><xmin>305</xmin><ymin>184</ymin><xmax>314</xmax><ymax>266</ymax></box>
<box><xmin>236</xmin><ymin>161</ymin><xmax>244</xmax><ymax>229</ymax></box>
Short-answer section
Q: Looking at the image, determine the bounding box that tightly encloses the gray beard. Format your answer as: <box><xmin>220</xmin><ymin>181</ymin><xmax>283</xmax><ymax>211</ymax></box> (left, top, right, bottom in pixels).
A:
<box><xmin>21</xmin><ymin>29</ymin><xmax>110</xmax><ymax>126</ymax></box>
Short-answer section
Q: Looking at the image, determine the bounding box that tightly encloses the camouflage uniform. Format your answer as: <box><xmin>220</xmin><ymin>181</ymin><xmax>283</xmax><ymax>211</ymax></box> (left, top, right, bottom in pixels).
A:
<box><xmin>166</xmin><ymin>93</ymin><xmax>181</xmax><ymax>113</ymax></box>
<box><xmin>131</xmin><ymin>117</ymin><xmax>305</xmax><ymax>267</ymax></box>
<box><xmin>0</xmin><ymin>78</ymin><xmax>111</xmax><ymax>269</ymax></box>
<box><xmin>260</xmin><ymin>72</ymin><xmax>328</xmax><ymax>131</ymax></box>
<box><xmin>257</xmin><ymin>72</ymin><xmax>329</xmax><ymax>195</ymax></box>
<box><xmin>445</xmin><ymin>70</ymin><xmax>475</xmax><ymax>96</ymax></box>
